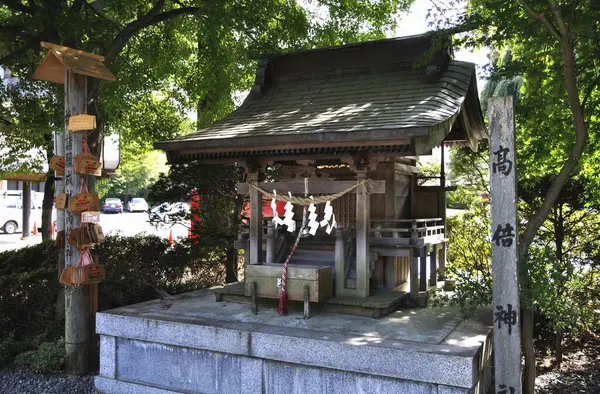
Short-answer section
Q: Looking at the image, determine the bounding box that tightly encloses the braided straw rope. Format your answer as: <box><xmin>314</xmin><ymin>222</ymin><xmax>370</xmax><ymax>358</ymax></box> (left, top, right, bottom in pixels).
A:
<box><xmin>248</xmin><ymin>179</ymin><xmax>371</xmax><ymax>205</ymax></box>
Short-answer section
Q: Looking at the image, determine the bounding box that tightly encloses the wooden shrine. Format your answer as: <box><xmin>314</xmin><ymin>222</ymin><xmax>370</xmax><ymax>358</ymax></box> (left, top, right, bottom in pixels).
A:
<box><xmin>155</xmin><ymin>34</ymin><xmax>486</xmax><ymax>317</ymax></box>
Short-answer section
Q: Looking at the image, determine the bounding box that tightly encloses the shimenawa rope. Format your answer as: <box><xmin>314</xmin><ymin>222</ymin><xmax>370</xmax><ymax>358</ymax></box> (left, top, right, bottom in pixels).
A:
<box><xmin>248</xmin><ymin>179</ymin><xmax>371</xmax><ymax>205</ymax></box>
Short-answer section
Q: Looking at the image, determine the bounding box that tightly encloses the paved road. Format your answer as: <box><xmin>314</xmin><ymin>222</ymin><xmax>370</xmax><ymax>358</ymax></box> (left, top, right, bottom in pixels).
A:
<box><xmin>0</xmin><ymin>212</ymin><xmax>188</xmax><ymax>253</ymax></box>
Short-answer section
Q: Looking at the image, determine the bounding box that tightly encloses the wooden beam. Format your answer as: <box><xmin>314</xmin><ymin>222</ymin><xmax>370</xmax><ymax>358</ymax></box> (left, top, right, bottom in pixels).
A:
<box><xmin>237</xmin><ymin>180</ymin><xmax>385</xmax><ymax>195</ymax></box>
<box><xmin>0</xmin><ymin>173</ymin><xmax>47</xmax><ymax>181</ymax></box>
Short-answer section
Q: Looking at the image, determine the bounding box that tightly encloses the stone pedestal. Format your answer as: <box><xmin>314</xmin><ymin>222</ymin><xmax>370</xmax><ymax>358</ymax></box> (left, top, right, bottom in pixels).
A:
<box><xmin>95</xmin><ymin>289</ymin><xmax>492</xmax><ymax>394</ymax></box>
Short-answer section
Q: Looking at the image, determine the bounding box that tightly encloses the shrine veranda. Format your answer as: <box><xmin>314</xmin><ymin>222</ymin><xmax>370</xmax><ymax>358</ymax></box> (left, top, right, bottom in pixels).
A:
<box><xmin>96</xmin><ymin>34</ymin><xmax>493</xmax><ymax>394</ymax></box>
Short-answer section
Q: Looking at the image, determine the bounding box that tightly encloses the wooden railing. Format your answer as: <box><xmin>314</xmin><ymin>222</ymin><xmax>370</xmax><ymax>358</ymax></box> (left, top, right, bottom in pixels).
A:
<box><xmin>370</xmin><ymin>218</ymin><xmax>445</xmax><ymax>247</ymax></box>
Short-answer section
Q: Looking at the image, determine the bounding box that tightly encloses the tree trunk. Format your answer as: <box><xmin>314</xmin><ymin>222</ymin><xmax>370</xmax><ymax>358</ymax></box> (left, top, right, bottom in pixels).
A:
<box><xmin>522</xmin><ymin>305</ymin><xmax>536</xmax><ymax>394</ymax></box>
<box><xmin>41</xmin><ymin>175</ymin><xmax>55</xmax><ymax>240</ymax></box>
<box><xmin>225</xmin><ymin>193</ymin><xmax>243</xmax><ymax>283</ymax></box>
<box><xmin>555</xmin><ymin>331</ymin><xmax>563</xmax><ymax>366</ymax></box>
<box><xmin>225</xmin><ymin>247</ymin><xmax>238</xmax><ymax>283</ymax></box>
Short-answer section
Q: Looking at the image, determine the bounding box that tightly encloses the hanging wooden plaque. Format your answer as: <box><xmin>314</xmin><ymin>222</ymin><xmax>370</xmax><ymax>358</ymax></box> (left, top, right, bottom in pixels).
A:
<box><xmin>68</xmin><ymin>229</ymin><xmax>81</xmax><ymax>249</ymax></box>
<box><xmin>75</xmin><ymin>153</ymin><xmax>102</xmax><ymax>176</ymax></box>
<box><xmin>81</xmin><ymin>211</ymin><xmax>100</xmax><ymax>223</ymax></box>
<box><xmin>55</xmin><ymin>193</ymin><xmax>67</xmax><ymax>210</ymax></box>
<box><xmin>50</xmin><ymin>156</ymin><xmax>65</xmax><ymax>176</ymax></box>
<box><xmin>68</xmin><ymin>114</ymin><xmax>96</xmax><ymax>132</ymax></box>
<box><xmin>70</xmin><ymin>192</ymin><xmax>100</xmax><ymax>213</ymax></box>
<box><xmin>59</xmin><ymin>266</ymin><xmax>81</xmax><ymax>287</ymax></box>
<box><xmin>79</xmin><ymin>263</ymin><xmax>106</xmax><ymax>285</ymax></box>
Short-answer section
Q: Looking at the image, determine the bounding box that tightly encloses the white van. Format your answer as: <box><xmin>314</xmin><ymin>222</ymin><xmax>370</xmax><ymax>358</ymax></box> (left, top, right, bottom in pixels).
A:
<box><xmin>0</xmin><ymin>191</ymin><xmax>49</xmax><ymax>234</ymax></box>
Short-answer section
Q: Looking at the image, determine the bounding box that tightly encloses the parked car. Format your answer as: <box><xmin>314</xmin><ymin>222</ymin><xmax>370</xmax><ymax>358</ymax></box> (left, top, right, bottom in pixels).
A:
<box><xmin>103</xmin><ymin>198</ymin><xmax>123</xmax><ymax>213</ymax></box>
<box><xmin>127</xmin><ymin>197</ymin><xmax>149</xmax><ymax>212</ymax></box>
<box><xmin>0</xmin><ymin>191</ymin><xmax>50</xmax><ymax>234</ymax></box>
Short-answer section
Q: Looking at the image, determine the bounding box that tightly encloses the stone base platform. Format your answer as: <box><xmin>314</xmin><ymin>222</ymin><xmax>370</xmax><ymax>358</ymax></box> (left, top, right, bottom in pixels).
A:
<box><xmin>216</xmin><ymin>281</ymin><xmax>411</xmax><ymax>318</ymax></box>
<box><xmin>95</xmin><ymin>287</ymin><xmax>493</xmax><ymax>394</ymax></box>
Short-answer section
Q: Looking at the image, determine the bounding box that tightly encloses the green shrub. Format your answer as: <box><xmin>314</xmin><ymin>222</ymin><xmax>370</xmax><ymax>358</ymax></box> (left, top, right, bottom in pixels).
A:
<box><xmin>0</xmin><ymin>241</ymin><xmax>60</xmax><ymax>346</ymax></box>
<box><xmin>0</xmin><ymin>234</ymin><xmax>226</xmax><ymax>368</ymax></box>
<box><xmin>14</xmin><ymin>339</ymin><xmax>66</xmax><ymax>373</ymax></box>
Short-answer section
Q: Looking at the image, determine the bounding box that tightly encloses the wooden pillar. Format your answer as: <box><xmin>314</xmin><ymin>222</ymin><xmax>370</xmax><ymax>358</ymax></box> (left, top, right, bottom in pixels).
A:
<box><xmin>355</xmin><ymin>171</ymin><xmax>370</xmax><ymax>299</ymax></box>
<box><xmin>410</xmin><ymin>249</ymin><xmax>419</xmax><ymax>298</ymax></box>
<box><xmin>21</xmin><ymin>181</ymin><xmax>31</xmax><ymax>239</ymax></box>
<box><xmin>64</xmin><ymin>71</ymin><xmax>90</xmax><ymax>376</ymax></box>
<box><xmin>429</xmin><ymin>247</ymin><xmax>437</xmax><ymax>286</ymax></box>
<box><xmin>266</xmin><ymin>223</ymin><xmax>275</xmax><ymax>264</ymax></box>
<box><xmin>489</xmin><ymin>96</ymin><xmax>521</xmax><ymax>393</ymax></box>
<box><xmin>247</xmin><ymin>172</ymin><xmax>262</xmax><ymax>265</ymax></box>
<box><xmin>384</xmin><ymin>257</ymin><xmax>396</xmax><ymax>288</ymax></box>
<box><xmin>419</xmin><ymin>247</ymin><xmax>428</xmax><ymax>291</ymax></box>
<box><xmin>335</xmin><ymin>226</ymin><xmax>345</xmax><ymax>297</ymax></box>
<box><xmin>438</xmin><ymin>242</ymin><xmax>446</xmax><ymax>280</ymax></box>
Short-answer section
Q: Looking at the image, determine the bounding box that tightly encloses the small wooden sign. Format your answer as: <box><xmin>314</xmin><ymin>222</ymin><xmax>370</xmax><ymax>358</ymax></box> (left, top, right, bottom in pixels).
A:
<box><xmin>79</xmin><ymin>263</ymin><xmax>106</xmax><ymax>285</ymax></box>
<box><xmin>55</xmin><ymin>193</ymin><xmax>67</xmax><ymax>210</ymax></box>
<box><xmin>81</xmin><ymin>211</ymin><xmax>100</xmax><ymax>223</ymax></box>
<box><xmin>59</xmin><ymin>266</ymin><xmax>81</xmax><ymax>287</ymax></box>
<box><xmin>49</xmin><ymin>156</ymin><xmax>65</xmax><ymax>176</ymax></box>
<box><xmin>68</xmin><ymin>229</ymin><xmax>81</xmax><ymax>249</ymax></box>
<box><xmin>68</xmin><ymin>114</ymin><xmax>96</xmax><ymax>132</ymax></box>
<box><xmin>70</xmin><ymin>192</ymin><xmax>100</xmax><ymax>213</ymax></box>
<box><xmin>75</xmin><ymin>153</ymin><xmax>102</xmax><ymax>176</ymax></box>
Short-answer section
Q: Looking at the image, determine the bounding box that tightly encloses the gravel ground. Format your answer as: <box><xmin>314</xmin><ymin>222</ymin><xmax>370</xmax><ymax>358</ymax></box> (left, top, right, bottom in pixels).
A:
<box><xmin>536</xmin><ymin>339</ymin><xmax>600</xmax><ymax>393</ymax></box>
<box><xmin>0</xmin><ymin>368</ymin><xmax>96</xmax><ymax>394</ymax></box>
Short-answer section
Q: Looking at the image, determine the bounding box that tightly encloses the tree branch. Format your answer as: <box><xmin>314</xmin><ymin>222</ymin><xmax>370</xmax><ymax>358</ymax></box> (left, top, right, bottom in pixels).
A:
<box><xmin>517</xmin><ymin>0</ymin><xmax>561</xmax><ymax>40</ymax></box>
<box><xmin>547</xmin><ymin>0</ymin><xmax>568</xmax><ymax>36</ymax></box>
<box><xmin>519</xmin><ymin>39</ymin><xmax>588</xmax><ymax>261</ymax></box>
<box><xmin>582</xmin><ymin>73</ymin><xmax>600</xmax><ymax>112</ymax></box>
<box><xmin>0</xmin><ymin>0</ymin><xmax>36</xmax><ymax>14</ymax></box>
<box><xmin>104</xmin><ymin>2</ymin><xmax>204</xmax><ymax>64</ymax></box>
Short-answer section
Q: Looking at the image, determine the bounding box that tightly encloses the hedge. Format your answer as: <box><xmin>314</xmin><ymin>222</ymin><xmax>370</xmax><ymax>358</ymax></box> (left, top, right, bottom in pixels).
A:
<box><xmin>0</xmin><ymin>234</ymin><xmax>226</xmax><ymax>367</ymax></box>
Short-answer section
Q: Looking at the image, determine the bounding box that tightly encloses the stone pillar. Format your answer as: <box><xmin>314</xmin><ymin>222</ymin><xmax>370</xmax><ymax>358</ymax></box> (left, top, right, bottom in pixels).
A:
<box><xmin>355</xmin><ymin>170</ymin><xmax>370</xmax><ymax>299</ymax></box>
<box><xmin>247</xmin><ymin>172</ymin><xmax>262</xmax><ymax>265</ymax></box>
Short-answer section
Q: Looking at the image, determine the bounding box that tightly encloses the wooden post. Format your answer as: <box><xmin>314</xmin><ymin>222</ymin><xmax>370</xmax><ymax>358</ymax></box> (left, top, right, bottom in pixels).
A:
<box><xmin>419</xmin><ymin>247</ymin><xmax>428</xmax><ymax>291</ymax></box>
<box><xmin>438</xmin><ymin>242</ymin><xmax>446</xmax><ymax>280</ymax></box>
<box><xmin>355</xmin><ymin>171</ymin><xmax>370</xmax><ymax>298</ymax></box>
<box><xmin>489</xmin><ymin>96</ymin><xmax>521</xmax><ymax>394</ymax></box>
<box><xmin>266</xmin><ymin>223</ymin><xmax>275</xmax><ymax>264</ymax></box>
<box><xmin>334</xmin><ymin>226</ymin><xmax>345</xmax><ymax>297</ymax></box>
<box><xmin>303</xmin><ymin>285</ymin><xmax>310</xmax><ymax>319</ymax></box>
<box><xmin>429</xmin><ymin>247</ymin><xmax>437</xmax><ymax>286</ymax></box>
<box><xmin>247</xmin><ymin>172</ymin><xmax>262</xmax><ymax>265</ymax></box>
<box><xmin>21</xmin><ymin>181</ymin><xmax>31</xmax><ymax>239</ymax></box>
<box><xmin>409</xmin><ymin>249</ymin><xmax>419</xmax><ymax>298</ymax></box>
<box><xmin>64</xmin><ymin>71</ymin><xmax>90</xmax><ymax>376</ymax></box>
<box><xmin>251</xmin><ymin>281</ymin><xmax>258</xmax><ymax>315</ymax></box>
<box><xmin>55</xmin><ymin>119</ymin><xmax>65</xmax><ymax>278</ymax></box>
